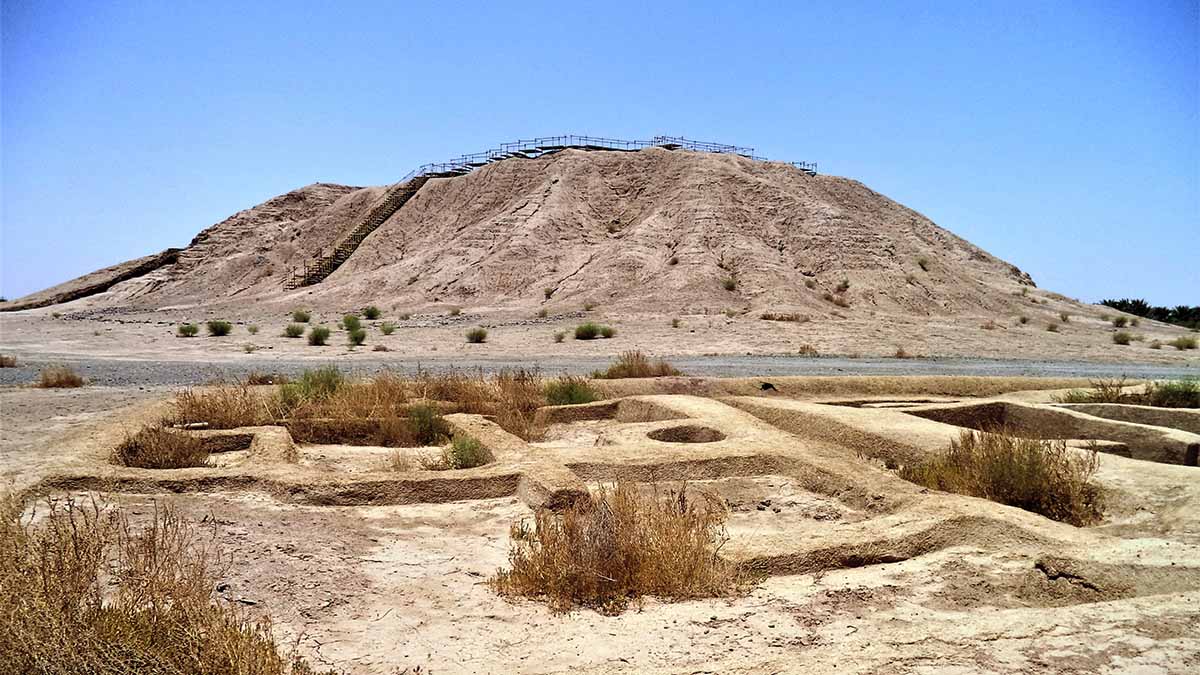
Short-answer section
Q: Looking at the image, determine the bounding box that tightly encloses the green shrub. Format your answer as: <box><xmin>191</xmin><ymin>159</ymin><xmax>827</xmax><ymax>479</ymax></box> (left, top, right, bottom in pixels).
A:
<box><xmin>362</xmin><ymin>306</ymin><xmax>381</xmax><ymax>320</ymax></box>
<box><xmin>247</xmin><ymin>324</ymin><xmax>259</xmax><ymax>335</ymax></box>
<box><xmin>341</xmin><ymin>314</ymin><xmax>362</xmax><ymax>332</ymax></box>
<box><xmin>206</xmin><ymin>320</ymin><xmax>233</xmax><ymax>337</ymax></box>
<box><xmin>307</xmin><ymin>326</ymin><xmax>331</xmax><ymax>346</ymax></box>
<box><xmin>1144</xmin><ymin>379</ymin><xmax>1200</xmax><ymax>408</ymax></box>
<box><xmin>435</xmin><ymin>434</ymin><xmax>493</xmax><ymax>469</ymax></box>
<box><xmin>1170</xmin><ymin>336</ymin><xmax>1198</xmax><ymax>350</ymax></box>
<box><xmin>466</xmin><ymin>327</ymin><xmax>488</xmax><ymax>343</ymax></box>
<box><xmin>408</xmin><ymin>404</ymin><xmax>449</xmax><ymax>445</ymax></box>
<box><xmin>575</xmin><ymin>322</ymin><xmax>601</xmax><ymax>340</ymax></box>
<box><xmin>899</xmin><ymin>430</ymin><xmax>1103</xmax><ymax>526</ymax></box>
<box><xmin>291</xmin><ymin>309</ymin><xmax>311</xmax><ymax>323</ymax></box>
<box><xmin>283</xmin><ymin>323</ymin><xmax>305</xmax><ymax>338</ymax></box>
<box><xmin>722</xmin><ymin>277</ymin><xmax>737</xmax><ymax>291</ymax></box>
<box><xmin>1112</xmin><ymin>331</ymin><xmax>1132</xmax><ymax>345</ymax></box>
<box><xmin>1112</xmin><ymin>316</ymin><xmax>1129</xmax><ymax>328</ymax></box>
<box><xmin>544</xmin><ymin>376</ymin><xmax>601</xmax><ymax>405</ymax></box>
<box><xmin>348</xmin><ymin>328</ymin><xmax>367</xmax><ymax>346</ymax></box>
<box><xmin>599</xmin><ymin>325</ymin><xmax>616</xmax><ymax>339</ymax></box>
<box><xmin>278</xmin><ymin>366</ymin><xmax>343</xmax><ymax>410</ymax></box>
<box><xmin>380</xmin><ymin>322</ymin><xmax>396</xmax><ymax>335</ymax></box>
<box><xmin>177</xmin><ymin>323</ymin><xmax>199</xmax><ymax>337</ymax></box>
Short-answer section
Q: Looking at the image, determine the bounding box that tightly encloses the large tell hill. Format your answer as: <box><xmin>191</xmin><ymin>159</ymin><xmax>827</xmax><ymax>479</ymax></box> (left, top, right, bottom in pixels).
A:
<box><xmin>5</xmin><ymin>145</ymin><xmax>1038</xmax><ymax>317</ymax></box>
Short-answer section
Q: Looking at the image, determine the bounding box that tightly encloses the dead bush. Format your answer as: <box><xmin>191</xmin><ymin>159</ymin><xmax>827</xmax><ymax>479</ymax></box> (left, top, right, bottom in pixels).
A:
<box><xmin>0</xmin><ymin>497</ymin><xmax>332</xmax><ymax>674</ymax></box>
<box><xmin>490</xmin><ymin>483</ymin><xmax>751</xmax><ymax>614</ymax></box>
<box><xmin>113</xmin><ymin>426</ymin><xmax>209</xmax><ymax>469</ymax></box>
<box><xmin>593</xmin><ymin>351</ymin><xmax>682</xmax><ymax>379</ymax></box>
<box><xmin>899</xmin><ymin>430</ymin><xmax>1104</xmax><ymax>526</ymax></box>
<box><xmin>37</xmin><ymin>365</ymin><xmax>84</xmax><ymax>388</ymax></box>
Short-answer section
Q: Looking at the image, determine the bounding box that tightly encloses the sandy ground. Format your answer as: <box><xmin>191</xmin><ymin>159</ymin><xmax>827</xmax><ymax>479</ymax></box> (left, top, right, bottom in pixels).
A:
<box><xmin>3</xmin><ymin>377</ymin><xmax>1199</xmax><ymax>673</ymax></box>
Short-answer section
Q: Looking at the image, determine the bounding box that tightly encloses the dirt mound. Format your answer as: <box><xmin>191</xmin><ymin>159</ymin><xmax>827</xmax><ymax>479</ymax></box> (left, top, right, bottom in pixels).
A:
<box><xmin>7</xmin><ymin>147</ymin><xmax>1041</xmax><ymax>316</ymax></box>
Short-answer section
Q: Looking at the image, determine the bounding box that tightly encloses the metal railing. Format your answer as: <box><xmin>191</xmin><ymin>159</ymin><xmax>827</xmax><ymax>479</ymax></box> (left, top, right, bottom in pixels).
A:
<box><xmin>399</xmin><ymin>134</ymin><xmax>816</xmax><ymax>183</ymax></box>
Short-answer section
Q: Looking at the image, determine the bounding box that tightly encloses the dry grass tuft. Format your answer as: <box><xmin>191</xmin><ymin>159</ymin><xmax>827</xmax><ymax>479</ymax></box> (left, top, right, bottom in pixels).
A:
<box><xmin>0</xmin><ymin>497</ymin><xmax>331</xmax><ymax>674</ymax></box>
<box><xmin>37</xmin><ymin>365</ymin><xmax>84</xmax><ymax>388</ymax></box>
<box><xmin>490</xmin><ymin>483</ymin><xmax>751</xmax><ymax>614</ymax></box>
<box><xmin>173</xmin><ymin>384</ymin><xmax>273</xmax><ymax>428</ymax></box>
<box><xmin>593</xmin><ymin>351</ymin><xmax>682</xmax><ymax>379</ymax></box>
<box><xmin>113</xmin><ymin>426</ymin><xmax>209</xmax><ymax>469</ymax></box>
<box><xmin>899</xmin><ymin>430</ymin><xmax>1104</xmax><ymax>526</ymax></box>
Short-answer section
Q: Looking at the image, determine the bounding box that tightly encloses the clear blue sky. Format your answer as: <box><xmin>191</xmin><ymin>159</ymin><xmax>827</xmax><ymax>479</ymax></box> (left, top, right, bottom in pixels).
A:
<box><xmin>3</xmin><ymin>1</ymin><xmax>1197</xmax><ymax>304</ymax></box>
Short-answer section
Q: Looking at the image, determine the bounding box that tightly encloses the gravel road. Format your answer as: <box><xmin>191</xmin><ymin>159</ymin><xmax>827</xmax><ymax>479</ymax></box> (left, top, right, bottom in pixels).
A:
<box><xmin>0</xmin><ymin>355</ymin><xmax>1195</xmax><ymax>388</ymax></box>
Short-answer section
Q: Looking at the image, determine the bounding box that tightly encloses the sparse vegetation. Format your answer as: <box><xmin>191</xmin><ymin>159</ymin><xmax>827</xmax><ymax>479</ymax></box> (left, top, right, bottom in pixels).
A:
<box><xmin>1100</xmin><ymin>298</ymin><xmax>1200</xmax><ymax>330</ymax></box>
<box><xmin>599</xmin><ymin>325</ymin><xmax>616</xmax><ymax>339</ymax></box>
<box><xmin>283</xmin><ymin>323</ymin><xmax>306</xmax><ymax>338</ymax></box>
<box><xmin>205</xmin><ymin>320</ymin><xmax>232</xmax><ymax>337</ymax></box>
<box><xmin>544</xmin><ymin>376</ymin><xmax>601</xmax><ymax>405</ymax></box>
<box><xmin>544</xmin><ymin>287</ymin><xmax>554</xmax><ymax>299</ymax></box>
<box><xmin>592</xmin><ymin>351</ymin><xmax>681</xmax><ymax>379</ymax></box>
<box><xmin>0</xmin><ymin>497</ymin><xmax>332</xmax><ymax>674</ymax></box>
<box><xmin>0</xmin><ymin>355</ymin><xmax>16</xmax><ymax>368</ymax></box>
<box><xmin>1130</xmin><ymin>317</ymin><xmax>1140</xmax><ymax>327</ymax></box>
<box><xmin>307</xmin><ymin>326</ymin><xmax>331</xmax><ymax>346</ymax></box>
<box><xmin>466</xmin><ymin>327</ymin><xmax>489</xmax><ymax>343</ymax></box>
<box><xmin>583</xmin><ymin>301</ymin><xmax>598</xmax><ymax>312</ymax></box>
<box><xmin>899</xmin><ymin>430</ymin><xmax>1104</xmax><ymax>526</ymax></box>
<box><xmin>173</xmin><ymin>383</ymin><xmax>273</xmax><ymax>428</ymax></box>
<box><xmin>836</xmin><ymin>279</ymin><xmax>851</xmax><ymax>293</ymax></box>
<box><xmin>671</xmin><ymin>318</ymin><xmax>681</xmax><ymax>328</ymax></box>
<box><xmin>916</xmin><ymin>256</ymin><xmax>930</xmax><ymax>271</ymax></box>
<box><xmin>341</xmin><ymin>314</ymin><xmax>362</xmax><ymax>332</ymax></box>
<box><xmin>291</xmin><ymin>309</ymin><xmax>311</xmax><ymax>323</ymax></box>
<box><xmin>37</xmin><ymin>366</ymin><xmax>84</xmax><ymax>388</ymax></box>
<box><xmin>362</xmin><ymin>305</ymin><xmax>381</xmax><ymax>320</ymax></box>
<box><xmin>177</xmin><ymin>323</ymin><xmax>199</xmax><ymax>337</ymax></box>
<box><xmin>448</xmin><ymin>307</ymin><xmax>462</xmax><ymax>317</ymax></box>
<box><xmin>1059</xmin><ymin>312</ymin><xmax>1070</xmax><ymax>323</ymax></box>
<box><xmin>1111</xmin><ymin>316</ymin><xmax>1129</xmax><ymax>328</ymax></box>
<box><xmin>721</xmin><ymin>277</ymin><xmax>737</xmax><ymax>291</ymax></box>
<box><xmin>348</xmin><ymin>328</ymin><xmax>367</xmax><ymax>346</ymax></box>
<box><xmin>1054</xmin><ymin>377</ymin><xmax>1199</xmax><ymax>409</ymax></box>
<box><xmin>796</xmin><ymin>344</ymin><xmax>819</xmax><ymax>357</ymax></box>
<box><xmin>1046</xmin><ymin>323</ymin><xmax>1059</xmax><ymax>332</ymax></box>
<box><xmin>490</xmin><ymin>483</ymin><xmax>750</xmax><ymax>614</ymax></box>
<box><xmin>113</xmin><ymin>426</ymin><xmax>209</xmax><ymax>469</ymax></box>
<box><xmin>537</xmin><ymin>308</ymin><xmax>549</xmax><ymax>318</ymax></box>
<box><xmin>553</xmin><ymin>331</ymin><xmax>566</xmax><ymax>343</ymax></box>
<box><xmin>380</xmin><ymin>322</ymin><xmax>396</xmax><ymax>335</ymax></box>
<box><xmin>1112</xmin><ymin>331</ymin><xmax>1133</xmax><ymax>345</ymax></box>
<box><xmin>822</xmin><ymin>292</ymin><xmax>850</xmax><ymax>308</ymax></box>
<box><xmin>247</xmin><ymin>324</ymin><xmax>259</xmax><ymax>335</ymax></box>
<box><xmin>242</xmin><ymin>344</ymin><xmax>258</xmax><ymax>354</ymax></box>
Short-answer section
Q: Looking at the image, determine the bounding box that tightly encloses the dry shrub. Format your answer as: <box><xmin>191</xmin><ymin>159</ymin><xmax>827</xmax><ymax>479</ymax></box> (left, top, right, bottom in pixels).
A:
<box><xmin>490</xmin><ymin>483</ymin><xmax>750</xmax><ymax>614</ymax></box>
<box><xmin>173</xmin><ymin>384</ymin><xmax>273</xmax><ymax>428</ymax></box>
<box><xmin>0</xmin><ymin>497</ymin><xmax>330</xmax><ymax>674</ymax></box>
<box><xmin>113</xmin><ymin>426</ymin><xmax>209</xmax><ymax>469</ymax></box>
<box><xmin>1112</xmin><ymin>331</ymin><xmax>1133</xmax><ymax>345</ymax></box>
<box><xmin>593</xmin><ymin>351</ymin><xmax>682</xmax><ymax>379</ymax></box>
<box><xmin>796</xmin><ymin>344</ymin><xmax>819</xmax><ymax>357</ymax></box>
<box><xmin>899</xmin><ymin>430</ymin><xmax>1104</xmax><ymax>526</ymax></box>
<box><xmin>0</xmin><ymin>355</ymin><xmax>16</xmax><ymax>368</ymax></box>
<box><xmin>760</xmin><ymin>312</ymin><xmax>809</xmax><ymax>323</ymax></box>
<box><xmin>492</xmin><ymin>369</ymin><xmax>547</xmax><ymax>441</ymax></box>
<box><xmin>37</xmin><ymin>365</ymin><xmax>84</xmax><ymax>388</ymax></box>
<box><xmin>1170</xmin><ymin>336</ymin><xmax>1198</xmax><ymax>350</ymax></box>
<box><xmin>246</xmin><ymin>371</ymin><xmax>288</xmax><ymax>386</ymax></box>
<box><xmin>893</xmin><ymin>347</ymin><xmax>912</xmax><ymax>359</ymax></box>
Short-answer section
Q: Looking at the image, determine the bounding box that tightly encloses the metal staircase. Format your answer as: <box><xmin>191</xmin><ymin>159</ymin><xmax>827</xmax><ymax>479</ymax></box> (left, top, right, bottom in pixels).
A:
<box><xmin>285</xmin><ymin>176</ymin><xmax>429</xmax><ymax>289</ymax></box>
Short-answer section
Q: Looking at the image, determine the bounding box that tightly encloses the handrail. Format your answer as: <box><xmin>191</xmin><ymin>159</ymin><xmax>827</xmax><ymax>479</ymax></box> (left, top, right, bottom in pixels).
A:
<box><xmin>399</xmin><ymin>134</ymin><xmax>817</xmax><ymax>183</ymax></box>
